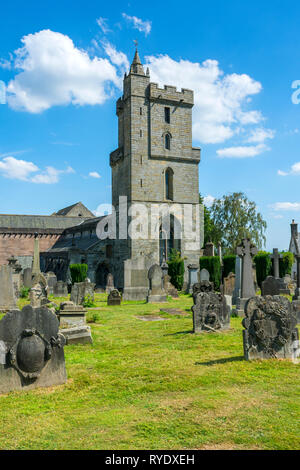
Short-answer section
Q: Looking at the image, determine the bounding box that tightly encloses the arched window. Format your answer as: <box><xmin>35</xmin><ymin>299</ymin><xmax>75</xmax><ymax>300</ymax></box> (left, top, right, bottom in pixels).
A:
<box><xmin>159</xmin><ymin>214</ymin><xmax>181</xmax><ymax>264</ymax></box>
<box><xmin>165</xmin><ymin>133</ymin><xmax>171</xmax><ymax>150</ymax></box>
<box><xmin>165</xmin><ymin>167</ymin><xmax>174</xmax><ymax>200</ymax></box>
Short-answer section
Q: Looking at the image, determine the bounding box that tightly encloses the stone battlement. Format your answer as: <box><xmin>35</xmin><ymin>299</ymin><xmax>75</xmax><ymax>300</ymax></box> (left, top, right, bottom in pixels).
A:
<box><xmin>149</xmin><ymin>83</ymin><xmax>194</xmax><ymax>106</ymax></box>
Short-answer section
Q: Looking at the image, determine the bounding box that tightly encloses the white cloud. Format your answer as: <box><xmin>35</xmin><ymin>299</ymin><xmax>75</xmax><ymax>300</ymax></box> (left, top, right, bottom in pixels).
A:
<box><xmin>203</xmin><ymin>195</ymin><xmax>215</xmax><ymax>207</ymax></box>
<box><xmin>101</xmin><ymin>40</ymin><xmax>129</xmax><ymax>79</ymax></box>
<box><xmin>217</xmin><ymin>144</ymin><xmax>269</xmax><ymax>158</ymax></box>
<box><xmin>145</xmin><ymin>55</ymin><xmax>263</xmax><ymax>144</ymax></box>
<box><xmin>122</xmin><ymin>13</ymin><xmax>152</xmax><ymax>36</ymax></box>
<box><xmin>272</xmin><ymin>202</ymin><xmax>300</xmax><ymax>211</ymax></box>
<box><xmin>6</xmin><ymin>30</ymin><xmax>120</xmax><ymax>113</ymax></box>
<box><xmin>247</xmin><ymin>127</ymin><xmax>275</xmax><ymax>143</ymax></box>
<box><xmin>96</xmin><ymin>17</ymin><xmax>111</xmax><ymax>34</ymax></box>
<box><xmin>89</xmin><ymin>171</ymin><xmax>101</xmax><ymax>178</ymax></box>
<box><xmin>278</xmin><ymin>161</ymin><xmax>300</xmax><ymax>176</ymax></box>
<box><xmin>0</xmin><ymin>156</ymin><xmax>74</xmax><ymax>183</ymax></box>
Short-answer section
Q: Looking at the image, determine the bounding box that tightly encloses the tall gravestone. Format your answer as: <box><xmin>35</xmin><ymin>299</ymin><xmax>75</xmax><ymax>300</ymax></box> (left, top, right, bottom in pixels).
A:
<box><xmin>292</xmin><ymin>254</ymin><xmax>300</xmax><ymax>322</ymax></box>
<box><xmin>192</xmin><ymin>281</ymin><xmax>230</xmax><ymax>333</ymax></box>
<box><xmin>186</xmin><ymin>264</ymin><xmax>199</xmax><ymax>294</ymax></box>
<box><xmin>147</xmin><ymin>264</ymin><xmax>167</xmax><ymax>303</ymax></box>
<box><xmin>105</xmin><ymin>273</ymin><xmax>114</xmax><ymax>294</ymax></box>
<box><xmin>232</xmin><ymin>256</ymin><xmax>241</xmax><ymax>305</ymax></box>
<box><xmin>23</xmin><ymin>267</ymin><xmax>32</xmax><ymax>289</ymax></box>
<box><xmin>32</xmin><ymin>234</ymin><xmax>40</xmax><ymax>277</ymax></box>
<box><xmin>0</xmin><ymin>305</ymin><xmax>67</xmax><ymax>394</ymax></box>
<box><xmin>0</xmin><ymin>265</ymin><xmax>17</xmax><ymax>311</ymax></box>
<box><xmin>243</xmin><ymin>296</ymin><xmax>299</xmax><ymax>360</ymax></box>
<box><xmin>235</xmin><ymin>239</ymin><xmax>257</xmax><ymax>316</ymax></box>
<box><xmin>270</xmin><ymin>248</ymin><xmax>281</xmax><ymax>279</ymax></box>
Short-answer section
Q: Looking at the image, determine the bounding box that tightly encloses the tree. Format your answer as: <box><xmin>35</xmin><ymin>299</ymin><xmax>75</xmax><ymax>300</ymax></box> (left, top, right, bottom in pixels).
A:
<box><xmin>199</xmin><ymin>194</ymin><xmax>217</xmax><ymax>246</ymax></box>
<box><xmin>208</xmin><ymin>192</ymin><xmax>267</xmax><ymax>254</ymax></box>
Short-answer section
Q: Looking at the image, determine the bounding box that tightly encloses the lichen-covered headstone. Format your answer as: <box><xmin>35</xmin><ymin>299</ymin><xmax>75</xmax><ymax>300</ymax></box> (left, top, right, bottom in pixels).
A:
<box><xmin>0</xmin><ymin>305</ymin><xmax>67</xmax><ymax>394</ymax></box>
<box><xmin>242</xmin><ymin>296</ymin><xmax>299</xmax><ymax>360</ymax></box>
<box><xmin>192</xmin><ymin>282</ymin><xmax>230</xmax><ymax>333</ymax></box>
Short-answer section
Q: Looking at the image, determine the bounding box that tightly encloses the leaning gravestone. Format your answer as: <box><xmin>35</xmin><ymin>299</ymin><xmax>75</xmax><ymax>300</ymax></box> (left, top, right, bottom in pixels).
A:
<box><xmin>242</xmin><ymin>296</ymin><xmax>299</xmax><ymax>360</ymax></box>
<box><xmin>53</xmin><ymin>281</ymin><xmax>68</xmax><ymax>297</ymax></box>
<box><xmin>107</xmin><ymin>289</ymin><xmax>121</xmax><ymax>306</ymax></box>
<box><xmin>70</xmin><ymin>281</ymin><xmax>95</xmax><ymax>305</ymax></box>
<box><xmin>0</xmin><ymin>305</ymin><xmax>67</xmax><ymax>394</ymax></box>
<box><xmin>147</xmin><ymin>264</ymin><xmax>167</xmax><ymax>303</ymax></box>
<box><xmin>261</xmin><ymin>276</ymin><xmax>290</xmax><ymax>296</ymax></box>
<box><xmin>0</xmin><ymin>265</ymin><xmax>17</xmax><ymax>311</ymax></box>
<box><xmin>192</xmin><ymin>282</ymin><xmax>230</xmax><ymax>333</ymax></box>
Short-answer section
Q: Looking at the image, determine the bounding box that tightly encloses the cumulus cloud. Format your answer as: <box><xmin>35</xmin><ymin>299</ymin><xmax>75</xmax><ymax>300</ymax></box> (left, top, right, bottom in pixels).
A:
<box><xmin>145</xmin><ymin>55</ymin><xmax>263</xmax><ymax>144</ymax></box>
<box><xmin>122</xmin><ymin>13</ymin><xmax>151</xmax><ymax>36</ymax></box>
<box><xmin>271</xmin><ymin>202</ymin><xmax>300</xmax><ymax>211</ymax></box>
<box><xmin>101</xmin><ymin>40</ymin><xmax>129</xmax><ymax>80</ymax></box>
<box><xmin>217</xmin><ymin>144</ymin><xmax>269</xmax><ymax>158</ymax></box>
<box><xmin>203</xmin><ymin>195</ymin><xmax>215</xmax><ymax>207</ymax></box>
<box><xmin>278</xmin><ymin>161</ymin><xmax>300</xmax><ymax>176</ymax></box>
<box><xmin>89</xmin><ymin>171</ymin><xmax>101</xmax><ymax>178</ymax></box>
<box><xmin>246</xmin><ymin>127</ymin><xmax>275</xmax><ymax>143</ymax></box>
<box><xmin>0</xmin><ymin>156</ymin><xmax>74</xmax><ymax>183</ymax></box>
<box><xmin>6</xmin><ymin>30</ymin><xmax>120</xmax><ymax>113</ymax></box>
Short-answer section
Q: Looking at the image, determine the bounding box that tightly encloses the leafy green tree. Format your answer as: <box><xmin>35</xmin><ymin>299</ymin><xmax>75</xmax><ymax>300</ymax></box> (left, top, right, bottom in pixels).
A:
<box><xmin>208</xmin><ymin>192</ymin><xmax>267</xmax><ymax>255</ymax></box>
<box><xmin>199</xmin><ymin>194</ymin><xmax>217</xmax><ymax>246</ymax></box>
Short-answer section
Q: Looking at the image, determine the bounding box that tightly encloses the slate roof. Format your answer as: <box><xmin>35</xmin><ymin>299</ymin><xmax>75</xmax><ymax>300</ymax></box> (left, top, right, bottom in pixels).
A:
<box><xmin>0</xmin><ymin>214</ymin><xmax>91</xmax><ymax>234</ymax></box>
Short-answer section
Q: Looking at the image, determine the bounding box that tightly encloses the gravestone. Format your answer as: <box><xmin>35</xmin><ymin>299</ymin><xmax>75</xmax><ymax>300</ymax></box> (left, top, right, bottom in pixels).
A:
<box><xmin>107</xmin><ymin>289</ymin><xmax>121</xmax><ymax>306</ymax></box>
<box><xmin>105</xmin><ymin>273</ymin><xmax>114</xmax><ymax>294</ymax></box>
<box><xmin>292</xmin><ymin>254</ymin><xmax>300</xmax><ymax>322</ymax></box>
<box><xmin>186</xmin><ymin>264</ymin><xmax>199</xmax><ymax>294</ymax></box>
<box><xmin>45</xmin><ymin>272</ymin><xmax>57</xmax><ymax>295</ymax></box>
<box><xmin>0</xmin><ymin>265</ymin><xmax>17</xmax><ymax>311</ymax></box>
<box><xmin>8</xmin><ymin>255</ymin><xmax>22</xmax><ymax>298</ymax></box>
<box><xmin>192</xmin><ymin>285</ymin><xmax>230</xmax><ymax>333</ymax></box>
<box><xmin>234</xmin><ymin>239</ymin><xmax>258</xmax><ymax>316</ymax></box>
<box><xmin>70</xmin><ymin>281</ymin><xmax>95</xmax><ymax>305</ymax></box>
<box><xmin>261</xmin><ymin>276</ymin><xmax>290</xmax><ymax>296</ymax></box>
<box><xmin>123</xmin><ymin>257</ymin><xmax>149</xmax><ymax>301</ymax></box>
<box><xmin>30</xmin><ymin>273</ymin><xmax>48</xmax><ymax>308</ymax></box>
<box><xmin>163</xmin><ymin>274</ymin><xmax>178</xmax><ymax>298</ymax></box>
<box><xmin>53</xmin><ymin>281</ymin><xmax>68</xmax><ymax>297</ymax></box>
<box><xmin>200</xmin><ymin>268</ymin><xmax>210</xmax><ymax>282</ymax></box>
<box><xmin>147</xmin><ymin>264</ymin><xmax>167</xmax><ymax>303</ymax></box>
<box><xmin>32</xmin><ymin>234</ymin><xmax>40</xmax><ymax>276</ymax></box>
<box><xmin>23</xmin><ymin>267</ymin><xmax>32</xmax><ymax>288</ymax></box>
<box><xmin>203</xmin><ymin>242</ymin><xmax>214</xmax><ymax>257</ymax></box>
<box><xmin>242</xmin><ymin>296</ymin><xmax>299</xmax><ymax>360</ymax></box>
<box><xmin>232</xmin><ymin>256</ymin><xmax>241</xmax><ymax>305</ymax></box>
<box><xmin>270</xmin><ymin>248</ymin><xmax>282</xmax><ymax>279</ymax></box>
<box><xmin>224</xmin><ymin>272</ymin><xmax>235</xmax><ymax>296</ymax></box>
<box><xmin>0</xmin><ymin>304</ymin><xmax>67</xmax><ymax>394</ymax></box>
<box><xmin>59</xmin><ymin>301</ymin><xmax>92</xmax><ymax>344</ymax></box>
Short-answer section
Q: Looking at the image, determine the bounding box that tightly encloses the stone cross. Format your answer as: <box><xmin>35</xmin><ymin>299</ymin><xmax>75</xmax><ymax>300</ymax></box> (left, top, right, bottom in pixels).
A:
<box><xmin>270</xmin><ymin>248</ymin><xmax>282</xmax><ymax>279</ymax></box>
<box><xmin>236</xmin><ymin>238</ymin><xmax>258</xmax><ymax>299</ymax></box>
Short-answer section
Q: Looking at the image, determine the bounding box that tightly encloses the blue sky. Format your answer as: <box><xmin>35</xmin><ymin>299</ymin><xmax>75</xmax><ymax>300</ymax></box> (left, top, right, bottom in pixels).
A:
<box><xmin>0</xmin><ymin>0</ymin><xmax>300</xmax><ymax>250</ymax></box>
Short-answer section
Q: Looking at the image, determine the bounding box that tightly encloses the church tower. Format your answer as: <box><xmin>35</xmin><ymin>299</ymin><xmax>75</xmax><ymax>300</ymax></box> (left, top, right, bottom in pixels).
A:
<box><xmin>110</xmin><ymin>48</ymin><xmax>203</xmax><ymax>295</ymax></box>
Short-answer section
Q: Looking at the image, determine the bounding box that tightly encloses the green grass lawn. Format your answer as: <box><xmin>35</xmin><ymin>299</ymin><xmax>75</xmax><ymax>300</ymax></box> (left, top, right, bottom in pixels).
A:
<box><xmin>0</xmin><ymin>293</ymin><xmax>299</xmax><ymax>450</ymax></box>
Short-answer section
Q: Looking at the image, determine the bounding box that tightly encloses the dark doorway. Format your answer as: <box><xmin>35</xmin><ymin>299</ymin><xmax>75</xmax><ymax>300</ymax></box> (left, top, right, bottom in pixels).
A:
<box><xmin>96</xmin><ymin>262</ymin><xmax>109</xmax><ymax>289</ymax></box>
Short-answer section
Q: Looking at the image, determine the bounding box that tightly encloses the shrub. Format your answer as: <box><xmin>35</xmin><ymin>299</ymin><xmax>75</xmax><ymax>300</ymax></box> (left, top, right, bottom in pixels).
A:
<box><xmin>86</xmin><ymin>311</ymin><xmax>100</xmax><ymax>323</ymax></box>
<box><xmin>279</xmin><ymin>252</ymin><xmax>294</xmax><ymax>278</ymax></box>
<box><xmin>167</xmin><ymin>249</ymin><xmax>185</xmax><ymax>290</ymax></box>
<box><xmin>19</xmin><ymin>287</ymin><xmax>30</xmax><ymax>299</ymax></box>
<box><xmin>254</xmin><ymin>251</ymin><xmax>272</xmax><ymax>287</ymax></box>
<box><xmin>83</xmin><ymin>295</ymin><xmax>96</xmax><ymax>308</ymax></box>
<box><xmin>222</xmin><ymin>255</ymin><xmax>236</xmax><ymax>278</ymax></box>
<box><xmin>69</xmin><ymin>264</ymin><xmax>88</xmax><ymax>284</ymax></box>
<box><xmin>200</xmin><ymin>256</ymin><xmax>221</xmax><ymax>290</ymax></box>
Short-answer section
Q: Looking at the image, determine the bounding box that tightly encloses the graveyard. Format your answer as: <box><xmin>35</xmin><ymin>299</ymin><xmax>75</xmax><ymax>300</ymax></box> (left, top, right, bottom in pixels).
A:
<box><xmin>0</xmin><ymin>291</ymin><xmax>299</xmax><ymax>450</ymax></box>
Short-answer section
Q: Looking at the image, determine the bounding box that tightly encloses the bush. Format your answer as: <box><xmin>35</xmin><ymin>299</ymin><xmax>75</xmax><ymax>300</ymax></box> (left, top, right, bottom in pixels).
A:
<box><xmin>86</xmin><ymin>311</ymin><xmax>100</xmax><ymax>323</ymax></box>
<box><xmin>19</xmin><ymin>287</ymin><xmax>30</xmax><ymax>299</ymax></box>
<box><xmin>254</xmin><ymin>251</ymin><xmax>272</xmax><ymax>287</ymax></box>
<box><xmin>83</xmin><ymin>295</ymin><xmax>96</xmax><ymax>308</ymax></box>
<box><xmin>200</xmin><ymin>256</ymin><xmax>221</xmax><ymax>290</ymax></box>
<box><xmin>69</xmin><ymin>264</ymin><xmax>88</xmax><ymax>284</ymax></box>
<box><xmin>167</xmin><ymin>249</ymin><xmax>185</xmax><ymax>290</ymax></box>
<box><xmin>279</xmin><ymin>252</ymin><xmax>294</xmax><ymax>278</ymax></box>
<box><xmin>222</xmin><ymin>255</ymin><xmax>236</xmax><ymax>278</ymax></box>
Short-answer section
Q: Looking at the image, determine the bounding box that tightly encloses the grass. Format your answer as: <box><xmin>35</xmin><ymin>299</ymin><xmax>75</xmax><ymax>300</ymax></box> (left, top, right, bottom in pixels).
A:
<box><xmin>0</xmin><ymin>292</ymin><xmax>299</xmax><ymax>450</ymax></box>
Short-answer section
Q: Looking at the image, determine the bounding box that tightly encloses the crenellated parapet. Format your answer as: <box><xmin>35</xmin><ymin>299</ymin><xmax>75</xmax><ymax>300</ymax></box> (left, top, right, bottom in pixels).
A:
<box><xmin>149</xmin><ymin>83</ymin><xmax>194</xmax><ymax>106</ymax></box>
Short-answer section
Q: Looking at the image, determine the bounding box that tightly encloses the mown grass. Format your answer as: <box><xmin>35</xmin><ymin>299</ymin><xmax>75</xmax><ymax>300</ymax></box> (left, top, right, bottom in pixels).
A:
<box><xmin>0</xmin><ymin>293</ymin><xmax>299</xmax><ymax>450</ymax></box>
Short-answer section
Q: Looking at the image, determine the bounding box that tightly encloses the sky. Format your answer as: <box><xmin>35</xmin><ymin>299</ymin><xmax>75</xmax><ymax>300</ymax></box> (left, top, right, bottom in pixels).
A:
<box><xmin>0</xmin><ymin>0</ymin><xmax>300</xmax><ymax>250</ymax></box>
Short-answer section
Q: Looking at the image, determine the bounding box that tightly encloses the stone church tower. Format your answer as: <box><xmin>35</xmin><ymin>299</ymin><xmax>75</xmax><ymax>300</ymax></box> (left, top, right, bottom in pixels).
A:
<box><xmin>109</xmin><ymin>49</ymin><xmax>203</xmax><ymax>299</ymax></box>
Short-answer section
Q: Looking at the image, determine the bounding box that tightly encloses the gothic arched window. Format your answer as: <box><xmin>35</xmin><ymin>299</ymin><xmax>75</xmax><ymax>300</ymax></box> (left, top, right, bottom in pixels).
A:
<box><xmin>165</xmin><ymin>167</ymin><xmax>174</xmax><ymax>200</ymax></box>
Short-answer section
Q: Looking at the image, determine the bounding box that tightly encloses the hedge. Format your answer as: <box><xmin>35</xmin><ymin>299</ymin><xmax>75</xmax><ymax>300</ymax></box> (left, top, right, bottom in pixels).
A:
<box><xmin>223</xmin><ymin>255</ymin><xmax>236</xmax><ymax>278</ymax></box>
<box><xmin>200</xmin><ymin>256</ymin><xmax>221</xmax><ymax>290</ymax></box>
<box><xmin>69</xmin><ymin>263</ymin><xmax>88</xmax><ymax>284</ymax></box>
<box><xmin>167</xmin><ymin>250</ymin><xmax>185</xmax><ymax>290</ymax></box>
<box><xmin>254</xmin><ymin>251</ymin><xmax>272</xmax><ymax>288</ymax></box>
<box><xmin>279</xmin><ymin>252</ymin><xmax>294</xmax><ymax>278</ymax></box>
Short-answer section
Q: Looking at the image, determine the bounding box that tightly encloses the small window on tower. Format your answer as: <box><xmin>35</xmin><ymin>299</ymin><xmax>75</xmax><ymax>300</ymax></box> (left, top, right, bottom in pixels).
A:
<box><xmin>140</xmin><ymin>107</ymin><xmax>143</xmax><ymax>115</ymax></box>
<box><xmin>165</xmin><ymin>107</ymin><xmax>170</xmax><ymax>124</ymax></box>
<box><xmin>140</xmin><ymin>129</ymin><xmax>143</xmax><ymax>137</ymax></box>
<box><xmin>165</xmin><ymin>133</ymin><xmax>171</xmax><ymax>150</ymax></box>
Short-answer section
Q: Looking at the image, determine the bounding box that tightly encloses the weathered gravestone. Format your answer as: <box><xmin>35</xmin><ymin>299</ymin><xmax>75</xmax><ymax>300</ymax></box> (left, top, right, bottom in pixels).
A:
<box><xmin>107</xmin><ymin>289</ymin><xmax>121</xmax><ymax>306</ymax></box>
<box><xmin>0</xmin><ymin>305</ymin><xmax>67</xmax><ymax>394</ymax></box>
<box><xmin>261</xmin><ymin>276</ymin><xmax>290</xmax><ymax>296</ymax></box>
<box><xmin>7</xmin><ymin>255</ymin><xmax>22</xmax><ymax>299</ymax></box>
<box><xmin>45</xmin><ymin>272</ymin><xmax>57</xmax><ymax>295</ymax></box>
<box><xmin>242</xmin><ymin>296</ymin><xmax>299</xmax><ymax>360</ymax></box>
<box><xmin>70</xmin><ymin>281</ymin><xmax>95</xmax><ymax>305</ymax></box>
<box><xmin>59</xmin><ymin>301</ymin><xmax>92</xmax><ymax>344</ymax></box>
<box><xmin>234</xmin><ymin>238</ymin><xmax>258</xmax><ymax>316</ymax></box>
<box><xmin>232</xmin><ymin>256</ymin><xmax>241</xmax><ymax>305</ymax></box>
<box><xmin>192</xmin><ymin>282</ymin><xmax>230</xmax><ymax>333</ymax></box>
<box><xmin>186</xmin><ymin>264</ymin><xmax>199</xmax><ymax>294</ymax></box>
<box><xmin>203</xmin><ymin>242</ymin><xmax>214</xmax><ymax>257</ymax></box>
<box><xmin>106</xmin><ymin>273</ymin><xmax>114</xmax><ymax>294</ymax></box>
<box><xmin>200</xmin><ymin>268</ymin><xmax>210</xmax><ymax>282</ymax></box>
<box><xmin>163</xmin><ymin>274</ymin><xmax>178</xmax><ymax>298</ymax></box>
<box><xmin>53</xmin><ymin>281</ymin><xmax>68</xmax><ymax>297</ymax></box>
<box><xmin>23</xmin><ymin>267</ymin><xmax>32</xmax><ymax>288</ymax></box>
<box><xmin>30</xmin><ymin>273</ymin><xmax>48</xmax><ymax>308</ymax></box>
<box><xmin>292</xmin><ymin>254</ymin><xmax>300</xmax><ymax>322</ymax></box>
<box><xmin>224</xmin><ymin>272</ymin><xmax>236</xmax><ymax>296</ymax></box>
<box><xmin>0</xmin><ymin>265</ymin><xmax>17</xmax><ymax>311</ymax></box>
<box><xmin>147</xmin><ymin>264</ymin><xmax>167</xmax><ymax>303</ymax></box>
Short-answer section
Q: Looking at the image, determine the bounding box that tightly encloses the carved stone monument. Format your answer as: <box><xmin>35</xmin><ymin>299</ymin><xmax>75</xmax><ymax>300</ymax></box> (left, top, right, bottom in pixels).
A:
<box><xmin>192</xmin><ymin>283</ymin><xmax>230</xmax><ymax>333</ymax></box>
<box><xmin>242</xmin><ymin>296</ymin><xmax>299</xmax><ymax>360</ymax></box>
<box><xmin>235</xmin><ymin>238</ymin><xmax>258</xmax><ymax>316</ymax></box>
<box><xmin>59</xmin><ymin>301</ymin><xmax>92</xmax><ymax>344</ymax></box>
<box><xmin>107</xmin><ymin>289</ymin><xmax>121</xmax><ymax>306</ymax></box>
<box><xmin>30</xmin><ymin>273</ymin><xmax>48</xmax><ymax>308</ymax></box>
<box><xmin>147</xmin><ymin>264</ymin><xmax>167</xmax><ymax>303</ymax></box>
<box><xmin>0</xmin><ymin>305</ymin><xmax>67</xmax><ymax>394</ymax></box>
